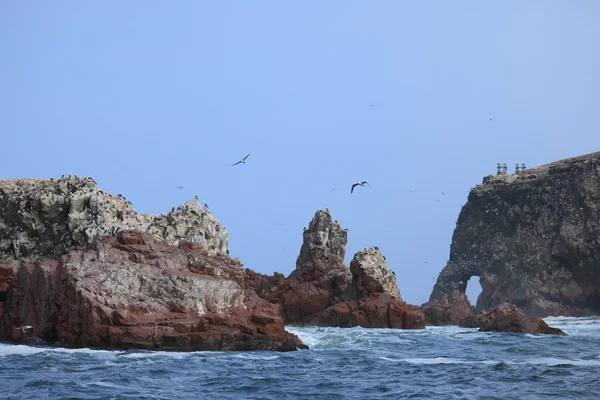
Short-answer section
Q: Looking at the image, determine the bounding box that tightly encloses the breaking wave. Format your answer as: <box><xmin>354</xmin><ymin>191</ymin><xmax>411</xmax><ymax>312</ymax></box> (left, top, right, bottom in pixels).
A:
<box><xmin>1</xmin><ymin>316</ymin><xmax>599</xmax><ymax>399</ymax></box>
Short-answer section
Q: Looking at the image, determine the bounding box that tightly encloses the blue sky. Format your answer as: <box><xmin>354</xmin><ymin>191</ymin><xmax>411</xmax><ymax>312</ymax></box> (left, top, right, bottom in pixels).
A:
<box><xmin>1</xmin><ymin>1</ymin><xmax>599</xmax><ymax>305</ymax></box>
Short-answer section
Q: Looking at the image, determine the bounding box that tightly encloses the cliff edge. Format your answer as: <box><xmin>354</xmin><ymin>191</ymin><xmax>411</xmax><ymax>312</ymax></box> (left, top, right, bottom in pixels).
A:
<box><xmin>430</xmin><ymin>152</ymin><xmax>600</xmax><ymax>317</ymax></box>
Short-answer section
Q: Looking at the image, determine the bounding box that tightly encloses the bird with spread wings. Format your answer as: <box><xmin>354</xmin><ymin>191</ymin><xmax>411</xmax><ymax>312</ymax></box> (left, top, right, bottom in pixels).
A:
<box><xmin>231</xmin><ymin>153</ymin><xmax>251</xmax><ymax>166</ymax></box>
<box><xmin>351</xmin><ymin>181</ymin><xmax>371</xmax><ymax>193</ymax></box>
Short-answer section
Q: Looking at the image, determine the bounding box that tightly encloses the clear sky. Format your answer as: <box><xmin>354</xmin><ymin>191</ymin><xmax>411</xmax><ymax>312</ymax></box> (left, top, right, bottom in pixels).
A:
<box><xmin>1</xmin><ymin>1</ymin><xmax>599</xmax><ymax>305</ymax></box>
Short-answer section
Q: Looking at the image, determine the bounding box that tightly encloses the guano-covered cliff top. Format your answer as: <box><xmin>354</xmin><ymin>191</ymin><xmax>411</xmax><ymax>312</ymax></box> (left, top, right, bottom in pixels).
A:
<box><xmin>477</xmin><ymin>151</ymin><xmax>600</xmax><ymax>191</ymax></box>
<box><xmin>0</xmin><ymin>176</ymin><xmax>229</xmax><ymax>262</ymax></box>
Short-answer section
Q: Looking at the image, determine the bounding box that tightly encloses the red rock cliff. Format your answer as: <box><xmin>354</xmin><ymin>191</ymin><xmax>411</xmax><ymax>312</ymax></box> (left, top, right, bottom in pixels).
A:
<box><xmin>0</xmin><ymin>231</ymin><xmax>306</xmax><ymax>351</ymax></box>
<box><xmin>247</xmin><ymin>209</ymin><xmax>425</xmax><ymax>329</ymax></box>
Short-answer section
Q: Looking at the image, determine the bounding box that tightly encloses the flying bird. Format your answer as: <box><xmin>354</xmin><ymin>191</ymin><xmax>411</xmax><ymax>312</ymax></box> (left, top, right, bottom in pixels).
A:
<box><xmin>370</xmin><ymin>104</ymin><xmax>375</xmax><ymax>108</ymax></box>
<box><xmin>442</xmin><ymin>192</ymin><xmax>445</xmax><ymax>195</ymax></box>
<box><xmin>15</xmin><ymin>325</ymin><xmax>33</xmax><ymax>336</ymax></box>
<box><xmin>351</xmin><ymin>181</ymin><xmax>371</xmax><ymax>193</ymax></box>
<box><xmin>177</xmin><ymin>186</ymin><xmax>184</xmax><ymax>189</ymax></box>
<box><xmin>409</xmin><ymin>189</ymin><xmax>417</xmax><ymax>193</ymax></box>
<box><xmin>231</xmin><ymin>153</ymin><xmax>251</xmax><ymax>166</ymax></box>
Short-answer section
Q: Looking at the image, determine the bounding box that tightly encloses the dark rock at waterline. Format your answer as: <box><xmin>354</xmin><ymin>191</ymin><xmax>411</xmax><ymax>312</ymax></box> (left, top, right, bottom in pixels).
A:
<box><xmin>461</xmin><ymin>303</ymin><xmax>567</xmax><ymax>336</ymax></box>
<box><xmin>421</xmin><ymin>290</ymin><xmax>473</xmax><ymax>326</ymax></box>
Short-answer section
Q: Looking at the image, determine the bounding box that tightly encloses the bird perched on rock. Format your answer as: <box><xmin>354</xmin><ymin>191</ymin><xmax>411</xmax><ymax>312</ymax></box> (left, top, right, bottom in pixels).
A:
<box><xmin>231</xmin><ymin>153</ymin><xmax>251</xmax><ymax>166</ymax></box>
<box><xmin>351</xmin><ymin>181</ymin><xmax>371</xmax><ymax>193</ymax></box>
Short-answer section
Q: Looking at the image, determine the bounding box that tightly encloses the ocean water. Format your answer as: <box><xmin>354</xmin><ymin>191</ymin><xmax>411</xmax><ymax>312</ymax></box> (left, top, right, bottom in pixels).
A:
<box><xmin>1</xmin><ymin>317</ymin><xmax>599</xmax><ymax>399</ymax></box>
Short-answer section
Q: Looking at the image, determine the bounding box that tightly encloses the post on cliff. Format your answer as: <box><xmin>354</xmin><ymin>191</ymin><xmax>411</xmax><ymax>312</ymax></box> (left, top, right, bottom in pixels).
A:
<box><xmin>515</xmin><ymin>163</ymin><xmax>521</xmax><ymax>174</ymax></box>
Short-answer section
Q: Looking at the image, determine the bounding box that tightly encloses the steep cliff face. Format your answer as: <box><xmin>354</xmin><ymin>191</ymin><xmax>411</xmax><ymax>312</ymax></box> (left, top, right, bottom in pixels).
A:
<box><xmin>0</xmin><ymin>231</ymin><xmax>305</xmax><ymax>351</ymax></box>
<box><xmin>247</xmin><ymin>209</ymin><xmax>425</xmax><ymax>329</ymax></box>
<box><xmin>431</xmin><ymin>152</ymin><xmax>600</xmax><ymax>317</ymax></box>
<box><xmin>0</xmin><ymin>177</ymin><xmax>228</xmax><ymax>264</ymax></box>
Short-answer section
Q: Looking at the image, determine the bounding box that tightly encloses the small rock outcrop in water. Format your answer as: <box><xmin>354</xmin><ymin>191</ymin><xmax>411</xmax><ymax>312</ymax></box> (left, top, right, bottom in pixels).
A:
<box><xmin>430</xmin><ymin>152</ymin><xmax>600</xmax><ymax>317</ymax></box>
<box><xmin>0</xmin><ymin>231</ymin><xmax>306</xmax><ymax>351</ymax></box>
<box><xmin>0</xmin><ymin>178</ymin><xmax>305</xmax><ymax>351</ymax></box>
<box><xmin>460</xmin><ymin>303</ymin><xmax>567</xmax><ymax>336</ymax></box>
<box><xmin>420</xmin><ymin>290</ymin><xmax>473</xmax><ymax>326</ymax></box>
<box><xmin>0</xmin><ymin>177</ymin><xmax>228</xmax><ymax>262</ymax></box>
<box><xmin>247</xmin><ymin>210</ymin><xmax>425</xmax><ymax>329</ymax></box>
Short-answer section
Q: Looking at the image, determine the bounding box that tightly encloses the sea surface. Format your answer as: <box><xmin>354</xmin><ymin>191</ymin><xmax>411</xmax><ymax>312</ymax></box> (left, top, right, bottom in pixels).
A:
<box><xmin>1</xmin><ymin>317</ymin><xmax>599</xmax><ymax>399</ymax></box>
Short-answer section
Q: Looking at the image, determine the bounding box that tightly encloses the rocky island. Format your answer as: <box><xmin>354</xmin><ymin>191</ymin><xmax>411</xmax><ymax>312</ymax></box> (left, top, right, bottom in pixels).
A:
<box><xmin>0</xmin><ymin>177</ymin><xmax>425</xmax><ymax>352</ymax></box>
<box><xmin>429</xmin><ymin>152</ymin><xmax>600</xmax><ymax>318</ymax></box>
<box><xmin>0</xmin><ymin>177</ymin><xmax>304</xmax><ymax>351</ymax></box>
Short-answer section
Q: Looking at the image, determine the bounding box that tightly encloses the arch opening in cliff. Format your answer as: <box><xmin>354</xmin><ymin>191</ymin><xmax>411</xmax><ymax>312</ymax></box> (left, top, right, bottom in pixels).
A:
<box><xmin>465</xmin><ymin>276</ymin><xmax>482</xmax><ymax>306</ymax></box>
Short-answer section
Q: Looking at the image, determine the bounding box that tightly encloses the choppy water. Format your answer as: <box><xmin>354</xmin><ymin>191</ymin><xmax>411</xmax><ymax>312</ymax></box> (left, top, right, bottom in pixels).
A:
<box><xmin>1</xmin><ymin>317</ymin><xmax>599</xmax><ymax>399</ymax></box>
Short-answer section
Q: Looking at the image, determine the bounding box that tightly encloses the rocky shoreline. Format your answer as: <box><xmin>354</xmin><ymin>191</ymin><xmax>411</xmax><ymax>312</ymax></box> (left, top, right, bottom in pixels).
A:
<box><xmin>2</xmin><ymin>151</ymin><xmax>598</xmax><ymax>351</ymax></box>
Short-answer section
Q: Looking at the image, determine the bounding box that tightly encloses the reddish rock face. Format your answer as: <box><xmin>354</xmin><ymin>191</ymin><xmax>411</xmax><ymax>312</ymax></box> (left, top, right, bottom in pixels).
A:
<box><xmin>0</xmin><ymin>231</ymin><xmax>306</xmax><ymax>351</ymax></box>
<box><xmin>299</xmin><ymin>293</ymin><xmax>425</xmax><ymax>329</ymax></box>
<box><xmin>421</xmin><ymin>290</ymin><xmax>474</xmax><ymax>326</ymax></box>
<box><xmin>0</xmin><ymin>263</ymin><xmax>17</xmax><ymax>316</ymax></box>
<box><xmin>461</xmin><ymin>303</ymin><xmax>567</xmax><ymax>335</ymax></box>
<box><xmin>247</xmin><ymin>210</ymin><xmax>425</xmax><ymax>329</ymax></box>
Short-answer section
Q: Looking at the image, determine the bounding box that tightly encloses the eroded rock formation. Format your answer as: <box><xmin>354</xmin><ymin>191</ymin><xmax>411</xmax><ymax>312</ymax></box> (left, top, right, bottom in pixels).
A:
<box><xmin>0</xmin><ymin>231</ymin><xmax>306</xmax><ymax>351</ymax></box>
<box><xmin>247</xmin><ymin>210</ymin><xmax>425</xmax><ymax>329</ymax></box>
<box><xmin>421</xmin><ymin>290</ymin><xmax>473</xmax><ymax>326</ymax></box>
<box><xmin>430</xmin><ymin>152</ymin><xmax>600</xmax><ymax>317</ymax></box>
<box><xmin>0</xmin><ymin>177</ymin><xmax>305</xmax><ymax>351</ymax></box>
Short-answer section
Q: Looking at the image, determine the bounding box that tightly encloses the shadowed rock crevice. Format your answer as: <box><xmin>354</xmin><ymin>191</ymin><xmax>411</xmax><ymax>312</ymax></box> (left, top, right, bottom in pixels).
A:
<box><xmin>430</xmin><ymin>152</ymin><xmax>600</xmax><ymax>317</ymax></box>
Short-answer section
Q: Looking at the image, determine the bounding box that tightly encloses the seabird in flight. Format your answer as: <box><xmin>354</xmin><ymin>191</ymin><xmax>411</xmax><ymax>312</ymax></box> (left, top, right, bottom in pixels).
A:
<box><xmin>409</xmin><ymin>189</ymin><xmax>417</xmax><ymax>193</ymax></box>
<box><xmin>351</xmin><ymin>181</ymin><xmax>371</xmax><ymax>193</ymax></box>
<box><xmin>15</xmin><ymin>325</ymin><xmax>33</xmax><ymax>338</ymax></box>
<box><xmin>370</xmin><ymin>104</ymin><xmax>375</xmax><ymax>108</ymax></box>
<box><xmin>231</xmin><ymin>153</ymin><xmax>251</xmax><ymax>166</ymax></box>
<box><xmin>177</xmin><ymin>186</ymin><xmax>184</xmax><ymax>189</ymax></box>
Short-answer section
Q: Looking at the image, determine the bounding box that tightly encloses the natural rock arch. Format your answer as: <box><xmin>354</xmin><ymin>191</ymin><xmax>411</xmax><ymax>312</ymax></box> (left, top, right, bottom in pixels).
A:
<box><xmin>430</xmin><ymin>152</ymin><xmax>600</xmax><ymax>317</ymax></box>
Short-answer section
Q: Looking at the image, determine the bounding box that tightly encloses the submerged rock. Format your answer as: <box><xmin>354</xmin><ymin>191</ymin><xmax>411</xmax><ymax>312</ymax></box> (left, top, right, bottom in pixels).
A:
<box><xmin>247</xmin><ymin>209</ymin><xmax>425</xmax><ymax>329</ymax></box>
<box><xmin>421</xmin><ymin>290</ymin><xmax>473</xmax><ymax>326</ymax></box>
<box><xmin>0</xmin><ymin>231</ymin><xmax>306</xmax><ymax>351</ymax></box>
<box><xmin>430</xmin><ymin>152</ymin><xmax>600</xmax><ymax>317</ymax></box>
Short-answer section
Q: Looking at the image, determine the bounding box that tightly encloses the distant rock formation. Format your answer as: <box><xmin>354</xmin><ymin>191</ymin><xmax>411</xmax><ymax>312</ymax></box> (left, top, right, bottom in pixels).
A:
<box><xmin>0</xmin><ymin>231</ymin><xmax>306</xmax><ymax>351</ymax></box>
<box><xmin>0</xmin><ymin>177</ymin><xmax>306</xmax><ymax>351</ymax></box>
<box><xmin>247</xmin><ymin>209</ymin><xmax>425</xmax><ymax>329</ymax></box>
<box><xmin>430</xmin><ymin>152</ymin><xmax>600</xmax><ymax>317</ymax></box>
<box><xmin>421</xmin><ymin>290</ymin><xmax>473</xmax><ymax>326</ymax></box>
<box><xmin>460</xmin><ymin>303</ymin><xmax>566</xmax><ymax>336</ymax></box>
<box><xmin>0</xmin><ymin>176</ymin><xmax>228</xmax><ymax>263</ymax></box>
